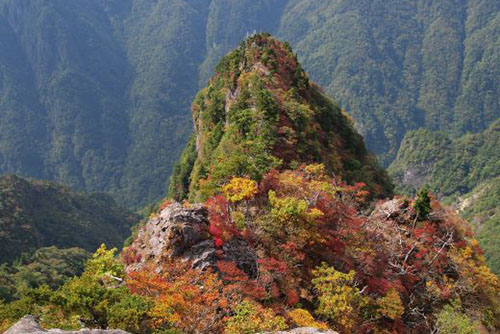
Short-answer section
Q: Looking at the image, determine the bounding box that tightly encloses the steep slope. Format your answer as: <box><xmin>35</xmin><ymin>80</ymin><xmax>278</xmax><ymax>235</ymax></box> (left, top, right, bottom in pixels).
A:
<box><xmin>109</xmin><ymin>0</ymin><xmax>210</xmax><ymax>205</ymax></box>
<box><xmin>457</xmin><ymin>177</ymin><xmax>500</xmax><ymax>275</ymax></box>
<box><xmin>169</xmin><ymin>34</ymin><xmax>393</xmax><ymax>201</ymax></box>
<box><xmin>0</xmin><ymin>0</ymin><xmax>498</xmax><ymax>207</ymax></box>
<box><xmin>388</xmin><ymin>120</ymin><xmax>500</xmax><ymax>274</ymax></box>
<box><xmin>277</xmin><ymin>0</ymin><xmax>500</xmax><ymax>163</ymax></box>
<box><xmin>0</xmin><ymin>0</ymin><xmax>131</xmax><ymax>201</ymax></box>
<box><xmin>0</xmin><ymin>175</ymin><xmax>138</xmax><ymax>263</ymax></box>
<box><xmin>389</xmin><ymin>119</ymin><xmax>500</xmax><ymax>199</ymax></box>
<box><xmin>0</xmin><ymin>0</ymin><xmax>203</xmax><ymax>207</ymax></box>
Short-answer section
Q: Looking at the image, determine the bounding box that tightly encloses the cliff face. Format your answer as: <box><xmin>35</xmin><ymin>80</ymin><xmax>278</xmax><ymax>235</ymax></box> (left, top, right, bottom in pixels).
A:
<box><xmin>169</xmin><ymin>34</ymin><xmax>393</xmax><ymax>202</ymax></box>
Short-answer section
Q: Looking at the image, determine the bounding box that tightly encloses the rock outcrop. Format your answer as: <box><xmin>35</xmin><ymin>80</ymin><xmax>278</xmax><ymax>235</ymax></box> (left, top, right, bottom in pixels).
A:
<box><xmin>125</xmin><ymin>202</ymin><xmax>257</xmax><ymax>277</ymax></box>
<box><xmin>5</xmin><ymin>317</ymin><xmax>337</xmax><ymax>334</ymax></box>
<box><xmin>5</xmin><ymin>316</ymin><xmax>130</xmax><ymax>334</ymax></box>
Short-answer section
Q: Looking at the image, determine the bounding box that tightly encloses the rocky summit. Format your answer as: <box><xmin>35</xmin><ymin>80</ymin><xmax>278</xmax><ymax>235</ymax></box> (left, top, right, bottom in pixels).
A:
<box><xmin>169</xmin><ymin>34</ymin><xmax>393</xmax><ymax>202</ymax></box>
<box><xmin>0</xmin><ymin>33</ymin><xmax>498</xmax><ymax>334</ymax></box>
<box><xmin>124</xmin><ymin>202</ymin><xmax>257</xmax><ymax>277</ymax></box>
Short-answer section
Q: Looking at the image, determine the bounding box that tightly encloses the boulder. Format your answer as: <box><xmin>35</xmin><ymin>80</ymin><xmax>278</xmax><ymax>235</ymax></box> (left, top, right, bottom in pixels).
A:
<box><xmin>125</xmin><ymin>202</ymin><xmax>210</xmax><ymax>273</ymax></box>
<box><xmin>5</xmin><ymin>316</ymin><xmax>130</xmax><ymax>334</ymax></box>
<box><xmin>125</xmin><ymin>202</ymin><xmax>257</xmax><ymax>277</ymax></box>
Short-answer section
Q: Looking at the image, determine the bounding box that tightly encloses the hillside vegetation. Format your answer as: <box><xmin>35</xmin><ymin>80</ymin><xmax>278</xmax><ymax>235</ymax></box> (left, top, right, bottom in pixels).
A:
<box><xmin>389</xmin><ymin>119</ymin><xmax>500</xmax><ymax>199</ymax></box>
<box><xmin>459</xmin><ymin>178</ymin><xmax>500</xmax><ymax>275</ymax></box>
<box><xmin>389</xmin><ymin>120</ymin><xmax>500</xmax><ymax>273</ymax></box>
<box><xmin>0</xmin><ymin>174</ymin><xmax>138</xmax><ymax>264</ymax></box>
<box><xmin>0</xmin><ymin>246</ymin><xmax>90</xmax><ymax>302</ymax></box>
<box><xmin>0</xmin><ymin>0</ymin><xmax>498</xmax><ymax>206</ymax></box>
<box><xmin>278</xmin><ymin>0</ymin><xmax>500</xmax><ymax>163</ymax></box>
<box><xmin>169</xmin><ymin>35</ymin><xmax>393</xmax><ymax>201</ymax></box>
<box><xmin>1</xmin><ymin>35</ymin><xmax>497</xmax><ymax>334</ymax></box>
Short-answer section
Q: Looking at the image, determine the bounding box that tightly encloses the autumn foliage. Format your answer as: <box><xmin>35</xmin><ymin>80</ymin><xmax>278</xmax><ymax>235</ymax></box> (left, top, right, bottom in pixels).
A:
<box><xmin>3</xmin><ymin>164</ymin><xmax>497</xmax><ymax>334</ymax></box>
<box><xmin>75</xmin><ymin>167</ymin><xmax>500</xmax><ymax>334</ymax></box>
<box><xmin>188</xmin><ymin>165</ymin><xmax>498</xmax><ymax>334</ymax></box>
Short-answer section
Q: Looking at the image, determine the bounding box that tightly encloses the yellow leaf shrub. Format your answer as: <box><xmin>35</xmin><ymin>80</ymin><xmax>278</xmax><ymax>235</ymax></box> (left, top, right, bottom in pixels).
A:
<box><xmin>288</xmin><ymin>308</ymin><xmax>328</xmax><ymax>330</ymax></box>
<box><xmin>222</xmin><ymin>177</ymin><xmax>258</xmax><ymax>203</ymax></box>
<box><xmin>377</xmin><ymin>288</ymin><xmax>404</xmax><ymax>320</ymax></box>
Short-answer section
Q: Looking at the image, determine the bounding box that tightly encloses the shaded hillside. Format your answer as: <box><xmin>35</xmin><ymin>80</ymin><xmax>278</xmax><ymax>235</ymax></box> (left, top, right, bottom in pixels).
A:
<box><xmin>0</xmin><ymin>246</ymin><xmax>90</xmax><ymax>301</ymax></box>
<box><xmin>389</xmin><ymin>119</ymin><xmax>499</xmax><ymax>199</ymax></box>
<box><xmin>389</xmin><ymin>120</ymin><xmax>500</xmax><ymax>274</ymax></box>
<box><xmin>456</xmin><ymin>178</ymin><xmax>500</xmax><ymax>275</ymax></box>
<box><xmin>0</xmin><ymin>0</ymin><xmax>498</xmax><ymax>206</ymax></box>
<box><xmin>277</xmin><ymin>0</ymin><xmax>500</xmax><ymax>163</ymax></box>
<box><xmin>169</xmin><ymin>35</ymin><xmax>392</xmax><ymax>201</ymax></box>
<box><xmin>0</xmin><ymin>0</ymin><xmax>202</xmax><ymax>207</ymax></box>
<box><xmin>0</xmin><ymin>175</ymin><xmax>138</xmax><ymax>263</ymax></box>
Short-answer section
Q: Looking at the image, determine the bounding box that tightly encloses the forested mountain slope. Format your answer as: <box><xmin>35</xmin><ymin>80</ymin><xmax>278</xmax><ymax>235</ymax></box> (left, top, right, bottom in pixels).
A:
<box><xmin>0</xmin><ymin>0</ymin><xmax>498</xmax><ymax>207</ymax></box>
<box><xmin>0</xmin><ymin>35</ymin><xmax>498</xmax><ymax>334</ymax></box>
<box><xmin>0</xmin><ymin>174</ymin><xmax>137</xmax><ymax>263</ymax></box>
<box><xmin>278</xmin><ymin>0</ymin><xmax>500</xmax><ymax>163</ymax></box>
<box><xmin>389</xmin><ymin>120</ymin><xmax>500</xmax><ymax>274</ymax></box>
<box><xmin>389</xmin><ymin>119</ymin><xmax>500</xmax><ymax>199</ymax></box>
<box><xmin>169</xmin><ymin>35</ymin><xmax>393</xmax><ymax>201</ymax></box>
<box><xmin>0</xmin><ymin>246</ymin><xmax>90</xmax><ymax>302</ymax></box>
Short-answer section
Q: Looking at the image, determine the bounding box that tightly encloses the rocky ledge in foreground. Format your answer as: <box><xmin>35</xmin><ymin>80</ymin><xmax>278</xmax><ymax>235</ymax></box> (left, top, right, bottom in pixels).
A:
<box><xmin>5</xmin><ymin>316</ymin><xmax>338</xmax><ymax>334</ymax></box>
<box><xmin>5</xmin><ymin>316</ymin><xmax>130</xmax><ymax>334</ymax></box>
<box><xmin>124</xmin><ymin>202</ymin><xmax>257</xmax><ymax>277</ymax></box>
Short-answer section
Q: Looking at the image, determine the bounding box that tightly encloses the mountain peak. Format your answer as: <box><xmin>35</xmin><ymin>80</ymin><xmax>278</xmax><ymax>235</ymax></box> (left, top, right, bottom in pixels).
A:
<box><xmin>212</xmin><ymin>33</ymin><xmax>309</xmax><ymax>92</ymax></box>
<box><xmin>169</xmin><ymin>34</ymin><xmax>393</xmax><ymax>201</ymax></box>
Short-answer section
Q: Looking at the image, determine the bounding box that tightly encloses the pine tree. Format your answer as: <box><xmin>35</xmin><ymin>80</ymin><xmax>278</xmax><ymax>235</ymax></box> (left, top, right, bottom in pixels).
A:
<box><xmin>414</xmin><ymin>187</ymin><xmax>431</xmax><ymax>221</ymax></box>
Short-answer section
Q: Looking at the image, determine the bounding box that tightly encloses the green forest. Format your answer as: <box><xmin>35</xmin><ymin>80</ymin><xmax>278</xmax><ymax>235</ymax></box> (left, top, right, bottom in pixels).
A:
<box><xmin>0</xmin><ymin>36</ymin><xmax>498</xmax><ymax>334</ymax></box>
<box><xmin>0</xmin><ymin>1</ymin><xmax>498</xmax><ymax>333</ymax></box>
<box><xmin>0</xmin><ymin>0</ymin><xmax>498</xmax><ymax>207</ymax></box>
<box><xmin>0</xmin><ymin>175</ymin><xmax>137</xmax><ymax>263</ymax></box>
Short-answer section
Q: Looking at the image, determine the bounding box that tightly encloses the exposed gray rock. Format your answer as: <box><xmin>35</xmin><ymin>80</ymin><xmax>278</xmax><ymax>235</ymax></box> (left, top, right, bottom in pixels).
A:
<box><xmin>5</xmin><ymin>316</ymin><xmax>130</xmax><ymax>334</ymax></box>
<box><xmin>125</xmin><ymin>202</ymin><xmax>210</xmax><ymax>273</ymax></box>
<box><xmin>125</xmin><ymin>202</ymin><xmax>257</xmax><ymax>277</ymax></box>
<box><xmin>183</xmin><ymin>239</ymin><xmax>217</xmax><ymax>271</ymax></box>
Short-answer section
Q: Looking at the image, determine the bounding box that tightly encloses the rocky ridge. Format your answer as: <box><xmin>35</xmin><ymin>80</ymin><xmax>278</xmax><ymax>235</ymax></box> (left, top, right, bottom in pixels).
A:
<box><xmin>169</xmin><ymin>34</ymin><xmax>393</xmax><ymax>202</ymax></box>
<box><xmin>125</xmin><ymin>202</ymin><xmax>257</xmax><ymax>277</ymax></box>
